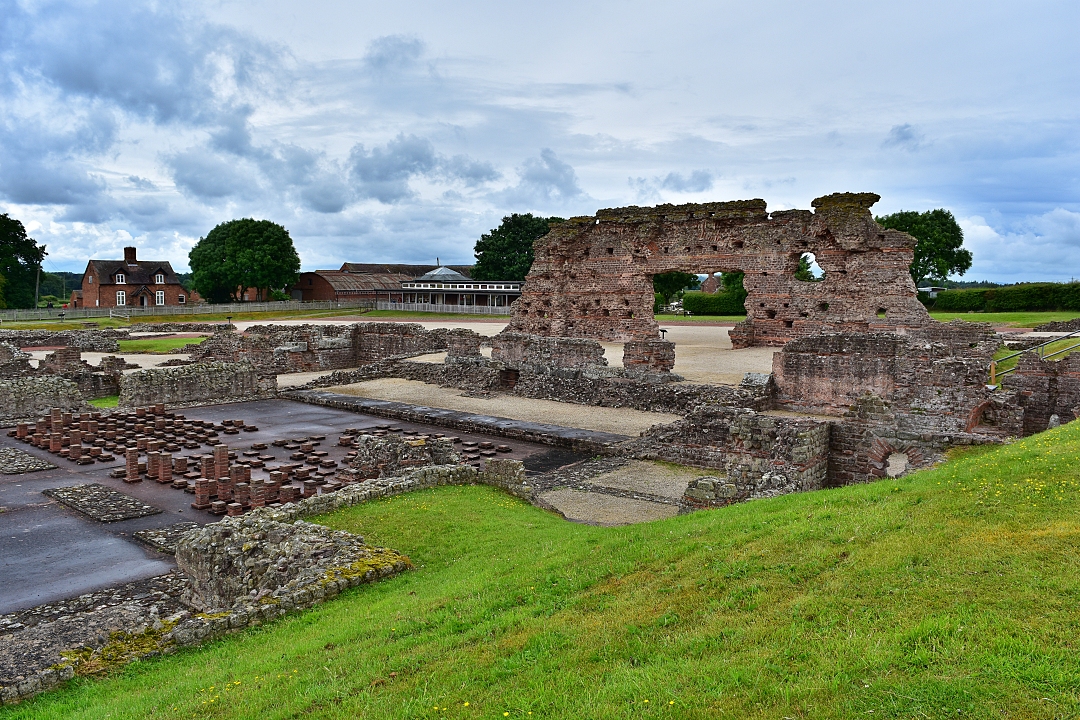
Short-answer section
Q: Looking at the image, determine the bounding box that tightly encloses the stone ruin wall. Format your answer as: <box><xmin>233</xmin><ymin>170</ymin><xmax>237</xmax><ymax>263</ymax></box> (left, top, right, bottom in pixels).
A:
<box><xmin>1003</xmin><ymin>352</ymin><xmax>1080</xmax><ymax>434</ymax></box>
<box><xmin>0</xmin><ymin>376</ymin><xmax>91</xmax><ymax>425</ymax></box>
<box><xmin>0</xmin><ymin>329</ymin><xmax>120</xmax><ymax>353</ymax></box>
<box><xmin>632</xmin><ymin>406</ymin><xmax>830</xmax><ymax>504</ymax></box>
<box><xmin>118</xmin><ymin>362</ymin><xmax>276</xmax><ymax>409</ymax></box>
<box><xmin>188</xmin><ymin>322</ymin><xmax>464</xmax><ymax>375</ymax></box>
<box><xmin>498</xmin><ymin>192</ymin><xmax>930</xmax><ymax>369</ymax></box>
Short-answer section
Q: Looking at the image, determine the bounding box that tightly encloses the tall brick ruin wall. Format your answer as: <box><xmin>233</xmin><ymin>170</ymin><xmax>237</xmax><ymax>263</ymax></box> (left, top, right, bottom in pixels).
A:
<box><xmin>501</xmin><ymin>192</ymin><xmax>930</xmax><ymax>357</ymax></box>
<box><xmin>119</xmin><ymin>362</ymin><xmax>275</xmax><ymax>408</ymax></box>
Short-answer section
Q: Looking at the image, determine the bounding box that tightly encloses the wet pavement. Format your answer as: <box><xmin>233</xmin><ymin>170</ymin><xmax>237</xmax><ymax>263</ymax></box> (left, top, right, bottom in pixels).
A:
<box><xmin>0</xmin><ymin>398</ymin><xmax>588</xmax><ymax>614</ymax></box>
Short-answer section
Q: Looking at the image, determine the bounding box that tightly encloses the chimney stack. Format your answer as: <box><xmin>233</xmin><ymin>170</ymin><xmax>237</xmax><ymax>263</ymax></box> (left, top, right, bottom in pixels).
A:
<box><xmin>124</xmin><ymin>247</ymin><xmax>137</xmax><ymax>265</ymax></box>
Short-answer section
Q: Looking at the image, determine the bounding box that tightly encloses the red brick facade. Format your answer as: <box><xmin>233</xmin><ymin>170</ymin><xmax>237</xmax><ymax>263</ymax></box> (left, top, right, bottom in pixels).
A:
<box><xmin>77</xmin><ymin>247</ymin><xmax>190</xmax><ymax>308</ymax></box>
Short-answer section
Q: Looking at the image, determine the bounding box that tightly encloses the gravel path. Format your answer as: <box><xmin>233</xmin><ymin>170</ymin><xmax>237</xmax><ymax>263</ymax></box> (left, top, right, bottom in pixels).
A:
<box><xmin>324</xmin><ymin>378</ymin><xmax>680</xmax><ymax>435</ymax></box>
<box><xmin>538</xmin><ymin>488</ymin><xmax>680</xmax><ymax>526</ymax></box>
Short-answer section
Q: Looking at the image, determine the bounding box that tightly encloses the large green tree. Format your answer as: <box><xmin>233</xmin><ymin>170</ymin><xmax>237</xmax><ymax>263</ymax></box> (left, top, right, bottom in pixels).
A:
<box><xmin>189</xmin><ymin>219</ymin><xmax>301</xmax><ymax>302</ymax></box>
<box><xmin>652</xmin><ymin>271</ymin><xmax>701</xmax><ymax>303</ymax></box>
<box><xmin>876</xmin><ymin>209</ymin><xmax>972</xmax><ymax>285</ymax></box>
<box><xmin>0</xmin><ymin>214</ymin><xmax>47</xmax><ymax>309</ymax></box>
<box><xmin>472</xmin><ymin>214</ymin><xmax>563</xmax><ymax>281</ymax></box>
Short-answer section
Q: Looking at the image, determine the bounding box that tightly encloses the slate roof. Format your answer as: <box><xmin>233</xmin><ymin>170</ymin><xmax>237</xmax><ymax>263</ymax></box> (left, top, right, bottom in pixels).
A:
<box><xmin>87</xmin><ymin>259</ymin><xmax>181</xmax><ymax>286</ymax></box>
<box><xmin>339</xmin><ymin>262</ymin><xmax>473</xmax><ymax>277</ymax></box>
<box><xmin>313</xmin><ymin>271</ymin><xmax>409</xmax><ymax>292</ymax></box>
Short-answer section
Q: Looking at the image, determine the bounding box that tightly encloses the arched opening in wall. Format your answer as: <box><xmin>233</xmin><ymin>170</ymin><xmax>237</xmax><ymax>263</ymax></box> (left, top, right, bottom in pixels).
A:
<box><xmin>795</xmin><ymin>252</ymin><xmax>825</xmax><ymax>282</ymax></box>
<box><xmin>885</xmin><ymin>452</ymin><xmax>909</xmax><ymax>477</ymax></box>
<box><xmin>876</xmin><ymin>308</ymin><xmax>887</xmax><ymax>319</ymax></box>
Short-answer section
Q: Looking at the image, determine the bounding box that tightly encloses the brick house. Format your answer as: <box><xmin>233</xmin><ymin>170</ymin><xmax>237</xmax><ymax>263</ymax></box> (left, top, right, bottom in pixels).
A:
<box><xmin>78</xmin><ymin>247</ymin><xmax>189</xmax><ymax>308</ymax></box>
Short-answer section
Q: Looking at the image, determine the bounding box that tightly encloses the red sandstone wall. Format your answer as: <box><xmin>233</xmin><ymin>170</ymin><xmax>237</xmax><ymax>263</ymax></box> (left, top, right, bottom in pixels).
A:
<box><xmin>503</xmin><ymin>192</ymin><xmax>929</xmax><ymax>348</ymax></box>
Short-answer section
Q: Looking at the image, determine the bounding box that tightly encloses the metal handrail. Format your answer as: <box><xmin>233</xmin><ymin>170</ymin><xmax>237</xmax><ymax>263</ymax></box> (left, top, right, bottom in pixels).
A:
<box><xmin>989</xmin><ymin>327</ymin><xmax>1080</xmax><ymax>385</ymax></box>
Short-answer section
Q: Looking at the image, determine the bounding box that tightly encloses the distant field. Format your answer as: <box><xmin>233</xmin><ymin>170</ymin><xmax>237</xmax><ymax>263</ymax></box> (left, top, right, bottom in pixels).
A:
<box><xmin>116</xmin><ymin>337</ymin><xmax>207</xmax><ymax>354</ymax></box>
<box><xmin>9</xmin><ymin>422</ymin><xmax>1080</xmax><ymax>719</ymax></box>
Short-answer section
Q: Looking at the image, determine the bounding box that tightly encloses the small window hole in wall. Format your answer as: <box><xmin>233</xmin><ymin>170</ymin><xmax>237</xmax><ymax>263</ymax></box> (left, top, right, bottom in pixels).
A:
<box><xmin>784</xmin><ymin>320</ymin><xmax>794</xmax><ymax>328</ymax></box>
<box><xmin>607</xmin><ymin>247</ymin><xmax>614</xmax><ymax>255</ymax></box>
<box><xmin>877</xmin><ymin>308</ymin><xmax>887</xmax><ymax>319</ymax></box>
<box><xmin>765</xmin><ymin>309</ymin><xmax>777</xmax><ymax>319</ymax></box>
<box><xmin>885</xmin><ymin>452</ymin><xmax>909</xmax><ymax>478</ymax></box>
<box><xmin>733</xmin><ymin>240</ymin><xmax>744</xmax><ymax>249</ymax></box>
<box><xmin>818</xmin><ymin>302</ymin><xmax>830</xmax><ymax>312</ymax></box>
<box><xmin>797</xmin><ymin>252</ymin><xmax>825</xmax><ymax>282</ymax></box>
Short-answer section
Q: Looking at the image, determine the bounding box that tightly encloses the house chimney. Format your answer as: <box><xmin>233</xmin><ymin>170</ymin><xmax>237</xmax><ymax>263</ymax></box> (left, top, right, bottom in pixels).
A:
<box><xmin>124</xmin><ymin>246</ymin><xmax>137</xmax><ymax>265</ymax></box>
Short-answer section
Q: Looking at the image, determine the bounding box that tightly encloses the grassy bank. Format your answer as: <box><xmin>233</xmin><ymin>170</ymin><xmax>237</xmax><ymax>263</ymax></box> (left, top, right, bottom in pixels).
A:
<box><xmin>116</xmin><ymin>337</ymin><xmax>207</xmax><ymax>354</ymax></box>
<box><xmin>88</xmin><ymin>395</ymin><xmax>118</xmax><ymax>408</ymax></box>
<box><xmin>7</xmin><ymin>422</ymin><xmax>1080</xmax><ymax>718</ymax></box>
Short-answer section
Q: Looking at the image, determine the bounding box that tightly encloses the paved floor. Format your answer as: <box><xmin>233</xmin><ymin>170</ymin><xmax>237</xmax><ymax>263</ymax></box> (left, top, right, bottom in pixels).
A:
<box><xmin>0</xmin><ymin>398</ymin><xmax>587</xmax><ymax>614</ymax></box>
<box><xmin>323</xmin><ymin>377</ymin><xmax>680</xmax><ymax>436</ymax></box>
<box><xmin>537</xmin><ymin>459</ymin><xmax>701</xmax><ymax>527</ymax></box>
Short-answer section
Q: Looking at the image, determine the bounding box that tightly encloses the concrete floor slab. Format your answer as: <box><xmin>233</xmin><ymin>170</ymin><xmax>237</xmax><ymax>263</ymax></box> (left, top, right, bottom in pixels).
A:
<box><xmin>322</xmin><ymin>378</ymin><xmax>679</xmax><ymax>436</ymax></box>
<box><xmin>582</xmin><ymin>460</ymin><xmax>700</xmax><ymax>499</ymax></box>
<box><xmin>538</xmin><ymin>488</ymin><xmax>679</xmax><ymax>526</ymax></box>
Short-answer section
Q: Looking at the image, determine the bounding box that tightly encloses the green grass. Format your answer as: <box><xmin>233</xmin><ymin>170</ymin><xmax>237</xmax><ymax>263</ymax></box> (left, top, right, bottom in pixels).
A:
<box><xmin>362</xmin><ymin>309</ymin><xmax>507</xmax><ymax>320</ymax></box>
<box><xmin>116</xmin><ymin>337</ymin><xmax>207</xmax><ymax>354</ymax></box>
<box><xmin>88</xmin><ymin>395</ymin><xmax>119</xmax><ymax>408</ymax></box>
<box><xmin>929</xmin><ymin>310</ymin><xmax>1080</xmax><ymax>327</ymax></box>
<box><xmin>993</xmin><ymin>337</ymin><xmax>1080</xmax><ymax>375</ymax></box>
<box><xmin>9</xmin><ymin>423</ymin><xmax>1080</xmax><ymax>718</ymax></box>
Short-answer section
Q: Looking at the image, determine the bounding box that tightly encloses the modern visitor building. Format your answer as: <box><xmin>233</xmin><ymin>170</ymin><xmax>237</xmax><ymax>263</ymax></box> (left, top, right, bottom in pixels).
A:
<box><xmin>397</xmin><ymin>267</ymin><xmax>522</xmax><ymax>310</ymax></box>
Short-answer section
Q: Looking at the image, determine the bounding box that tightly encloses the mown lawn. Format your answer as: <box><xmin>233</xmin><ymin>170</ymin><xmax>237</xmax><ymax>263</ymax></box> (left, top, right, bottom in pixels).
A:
<box><xmin>117</xmin><ymin>337</ymin><xmax>208</xmax><ymax>354</ymax></box>
<box><xmin>929</xmin><ymin>310</ymin><xmax>1080</xmax><ymax>327</ymax></box>
<box><xmin>88</xmin><ymin>395</ymin><xmax>118</xmax><ymax>408</ymax></box>
<box><xmin>6</xmin><ymin>425</ymin><xmax>1080</xmax><ymax>719</ymax></box>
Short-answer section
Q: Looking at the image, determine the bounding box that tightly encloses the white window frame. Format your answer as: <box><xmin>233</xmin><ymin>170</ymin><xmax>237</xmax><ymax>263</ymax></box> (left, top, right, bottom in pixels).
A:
<box><xmin>155</xmin><ymin>290</ymin><xmax>165</xmax><ymax>306</ymax></box>
<box><xmin>178</xmin><ymin>294</ymin><xmax>186</xmax><ymax>304</ymax></box>
<box><xmin>88</xmin><ymin>276</ymin><xmax>93</xmax><ymax>284</ymax></box>
<box><xmin>155</xmin><ymin>273</ymin><xmax>164</xmax><ymax>284</ymax></box>
<box><xmin>115</xmin><ymin>273</ymin><xmax>125</xmax><ymax>284</ymax></box>
<box><xmin>116</xmin><ymin>291</ymin><xmax>126</xmax><ymax>306</ymax></box>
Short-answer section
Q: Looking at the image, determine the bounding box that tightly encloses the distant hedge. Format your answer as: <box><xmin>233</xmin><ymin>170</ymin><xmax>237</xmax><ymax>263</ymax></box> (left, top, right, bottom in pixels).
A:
<box><xmin>928</xmin><ymin>283</ymin><xmax>1080</xmax><ymax>312</ymax></box>
<box><xmin>682</xmin><ymin>290</ymin><xmax>748</xmax><ymax>316</ymax></box>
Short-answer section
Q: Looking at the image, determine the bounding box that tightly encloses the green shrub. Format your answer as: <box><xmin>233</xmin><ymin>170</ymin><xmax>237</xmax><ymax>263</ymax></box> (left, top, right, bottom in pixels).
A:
<box><xmin>932</xmin><ymin>283</ymin><xmax>1080</xmax><ymax>312</ymax></box>
<box><xmin>682</xmin><ymin>290</ymin><xmax>747</xmax><ymax>316</ymax></box>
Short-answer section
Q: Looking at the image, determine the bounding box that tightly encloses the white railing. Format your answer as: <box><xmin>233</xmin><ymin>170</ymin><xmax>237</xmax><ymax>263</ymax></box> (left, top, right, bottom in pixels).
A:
<box><xmin>0</xmin><ymin>299</ymin><xmax>376</xmax><ymax>323</ymax></box>
<box><xmin>376</xmin><ymin>301</ymin><xmax>512</xmax><ymax>315</ymax></box>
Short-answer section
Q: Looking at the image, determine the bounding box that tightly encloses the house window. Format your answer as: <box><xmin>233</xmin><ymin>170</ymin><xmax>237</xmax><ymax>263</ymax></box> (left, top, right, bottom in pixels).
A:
<box><xmin>115</xmin><ymin>273</ymin><xmax>125</xmax><ymax>284</ymax></box>
<box><xmin>88</xmin><ymin>276</ymin><xmax>93</xmax><ymax>284</ymax></box>
<box><xmin>155</xmin><ymin>273</ymin><xmax>164</xmax><ymax>284</ymax></box>
<box><xmin>156</xmin><ymin>290</ymin><xmax>165</xmax><ymax>305</ymax></box>
<box><xmin>178</xmin><ymin>294</ymin><xmax>186</xmax><ymax>304</ymax></box>
<box><xmin>116</xmin><ymin>291</ymin><xmax>126</xmax><ymax>306</ymax></box>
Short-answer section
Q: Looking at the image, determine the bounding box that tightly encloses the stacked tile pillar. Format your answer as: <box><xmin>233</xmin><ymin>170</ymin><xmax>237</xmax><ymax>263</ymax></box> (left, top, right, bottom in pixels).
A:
<box><xmin>125</xmin><ymin>448</ymin><xmax>140</xmax><ymax>483</ymax></box>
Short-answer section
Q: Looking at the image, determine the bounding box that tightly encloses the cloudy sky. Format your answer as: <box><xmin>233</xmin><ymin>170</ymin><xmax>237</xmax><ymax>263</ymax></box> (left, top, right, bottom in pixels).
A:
<box><xmin>1</xmin><ymin>0</ymin><xmax>1078</xmax><ymax>281</ymax></box>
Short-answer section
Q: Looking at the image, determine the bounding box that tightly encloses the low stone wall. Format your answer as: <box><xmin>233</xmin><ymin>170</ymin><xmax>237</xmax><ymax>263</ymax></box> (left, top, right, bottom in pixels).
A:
<box><xmin>129</xmin><ymin>322</ymin><xmax>233</xmax><ymax>334</ymax></box>
<box><xmin>491</xmin><ymin>332</ymin><xmax>608</xmax><ymax>371</ymax></box>
<box><xmin>631</xmin><ymin>406</ymin><xmax>830</xmax><ymax>505</ymax></box>
<box><xmin>118</xmin><ymin>362</ymin><xmax>276</xmax><ymax>409</ymax></box>
<box><xmin>303</xmin><ymin>358</ymin><xmax>769</xmax><ymax>416</ymax></box>
<box><xmin>0</xmin><ymin>376</ymin><xmax>91</xmax><ymax>426</ymax></box>
<box><xmin>0</xmin><ymin>329</ymin><xmax>119</xmax><ymax>353</ymax></box>
<box><xmin>1033</xmin><ymin>318</ymin><xmax>1080</xmax><ymax>333</ymax></box>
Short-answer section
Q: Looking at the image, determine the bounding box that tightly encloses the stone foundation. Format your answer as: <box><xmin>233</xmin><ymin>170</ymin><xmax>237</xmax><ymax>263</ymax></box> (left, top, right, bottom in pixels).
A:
<box><xmin>0</xmin><ymin>377</ymin><xmax>91</xmax><ymax>425</ymax></box>
<box><xmin>118</xmin><ymin>362</ymin><xmax>275</xmax><ymax>409</ymax></box>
